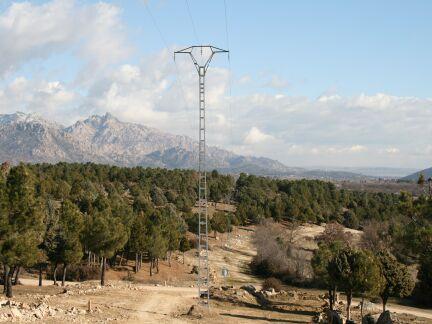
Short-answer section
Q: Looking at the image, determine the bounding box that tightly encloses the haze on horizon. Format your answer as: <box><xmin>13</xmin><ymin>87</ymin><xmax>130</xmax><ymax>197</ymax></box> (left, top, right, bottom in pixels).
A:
<box><xmin>0</xmin><ymin>0</ymin><xmax>430</xmax><ymax>170</ymax></box>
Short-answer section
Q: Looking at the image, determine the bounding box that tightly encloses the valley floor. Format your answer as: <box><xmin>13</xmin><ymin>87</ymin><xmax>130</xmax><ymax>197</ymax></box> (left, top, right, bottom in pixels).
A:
<box><xmin>1</xmin><ymin>225</ymin><xmax>431</xmax><ymax>323</ymax></box>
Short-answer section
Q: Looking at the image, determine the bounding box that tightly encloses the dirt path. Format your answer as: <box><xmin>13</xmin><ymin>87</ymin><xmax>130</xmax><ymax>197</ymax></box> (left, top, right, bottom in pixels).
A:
<box><xmin>208</xmin><ymin>226</ymin><xmax>261</xmax><ymax>285</ymax></box>
<box><xmin>386</xmin><ymin>304</ymin><xmax>432</xmax><ymax>321</ymax></box>
<box><xmin>5</xmin><ymin>224</ymin><xmax>432</xmax><ymax>323</ymax></box>
<box><xmin>128</xmin><ymin>285</ymin><xmax>196</xmax><ymax>323</ymax></box>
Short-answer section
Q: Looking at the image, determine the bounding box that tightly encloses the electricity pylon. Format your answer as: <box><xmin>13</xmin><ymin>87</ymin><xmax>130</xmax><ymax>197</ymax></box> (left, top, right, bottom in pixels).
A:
<box><xmin>174</xmin><ymin>45</ymin><xmax>228</xmax><ymax>305</ymax></box>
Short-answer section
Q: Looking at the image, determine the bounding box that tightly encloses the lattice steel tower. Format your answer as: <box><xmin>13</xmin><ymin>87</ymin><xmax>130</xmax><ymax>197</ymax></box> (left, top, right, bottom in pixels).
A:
<box><xmin>174</xmin><ymin>46</ymin><xmax>228</xmax><ymax>305</ymax></box>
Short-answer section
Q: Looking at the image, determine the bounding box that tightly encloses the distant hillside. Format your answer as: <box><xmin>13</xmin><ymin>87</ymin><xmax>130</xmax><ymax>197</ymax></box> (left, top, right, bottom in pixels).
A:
<box><xmin>0</xmin><ymin>112</ymin><xmax>301</xmax><ymax>176</ymax></box>
<box><xmin>402</xmin><ymin>167</ymin><xmax>432</xmax><ymax>181</ymax></box>
<box><xmin>0</xmin><ymin>112</ymin><xmax>379</xmax><ymax>180</ymax></box>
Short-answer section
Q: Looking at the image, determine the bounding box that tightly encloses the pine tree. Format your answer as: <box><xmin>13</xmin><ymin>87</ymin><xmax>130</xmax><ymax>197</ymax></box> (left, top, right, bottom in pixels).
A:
<box><xmin>418</xmin><ymin>173</ymin><xmax>426</xmax><ymax>186</ymax></box>
<box><xmin>0</xmin><ymin>165</ymin><xmax>45</xmax><ymax>297</ymax></box>
<box><xmin>377</xmin><ymin>251</ymin><xmax>414</xmax><ymax>311</ymax></box>
<box><xmin>146</xmin><ymin>226</ymin><xmax>168</xmax><ymax>276</ymax></box>
<box><xmin>179</xmin><ymin>237</ymin><xmax>191</xmax><ymax>264</ymax></box>
<box><xmin>328</xmin><ymin>248</ymin><xmax>382</xmax><ymax>320</ymax></box>
<box><xmin>312</xmin><ymin>241</ymin><xmax>345</xmax><ymax>310</ymax></box>
<box><xmin>128</xmin><ymin>212</ymin><xmax>149</xmax><ymax>272</ymax></box>
<box><xmin>162</xmin><ymin>206</ymin><xmax>186</xmax><ymax>267</ymax></box>
<box><xmin>84</xmin><ymin>209</ymin><xmax>128</xmax><ymax>285</ymax></box>
<box><xmin>58</xmin><ymin>200</ymin><xmax>84</xmax><ymax>286</ymax></box>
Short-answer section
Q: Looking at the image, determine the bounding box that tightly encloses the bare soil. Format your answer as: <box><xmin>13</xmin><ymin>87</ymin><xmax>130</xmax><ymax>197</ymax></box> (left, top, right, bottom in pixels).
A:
<box><xmin>1</xmin><ymin>222</ymin><xmax>431</xmax><ymax>323</ymax></box>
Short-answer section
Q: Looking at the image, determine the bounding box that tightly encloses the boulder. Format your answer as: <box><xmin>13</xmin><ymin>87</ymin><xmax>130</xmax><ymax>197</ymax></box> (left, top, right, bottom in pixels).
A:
<box><xmin>362</xmin><ymin>313</ymin><xmax>377</xmax><ymax>324</ymax></box>
<box><xmin>312</xmin><ymin>312</ymin><xmax>325</xmax><ymax>323</ymax></box>
<box><xmin>287</xmin><ymin>290</ymin><xmax>299</xmax><ymax>300</ymax></box>
<box><xmin>186</xmin><ymin>304</ymin><xmax>215</xmax><ymax>319</ymax></box>
<box><xmin>264</xmin><ymin>288</ymin><xmax>277</xmax><ymax>297</ymax></box>
<box><xmin>240</xmin><ymin>285</ymin><xmax>257</xmax><ymax>294</ymax></box>
<box><xmin>376</xmin><ymin>311</ymin><xmax>395</xmax><ymax>324</ymax></box>
<box><xmin>9</xmin><ymin>308</ymin><xmax>22</xmax><ymax>318</ymax></box>
<box><xmin>325</xmin><ymin>310</ymin><xmax>343</xmax><ymax>324</ymax></box>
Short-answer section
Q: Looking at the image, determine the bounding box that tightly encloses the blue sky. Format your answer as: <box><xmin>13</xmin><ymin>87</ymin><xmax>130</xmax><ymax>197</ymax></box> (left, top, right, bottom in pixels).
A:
<box><xmin>5</xmin><ymin>0</ymin><xmax>432</xmax><ymax>97</ymax></box>
<box><xmin>106</xmin><ymin>0</ymin><xmax>432</xmax><ymax>97</ymax></box>
<box><xmin>0</xmin><ymin>0</ymin><xmax>431</xmax><ymax>169</ymax></box>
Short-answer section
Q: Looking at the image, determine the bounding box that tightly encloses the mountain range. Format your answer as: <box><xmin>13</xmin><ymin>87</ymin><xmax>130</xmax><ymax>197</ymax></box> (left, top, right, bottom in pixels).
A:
<box><xmin>0</xmin><ymin>112</ymin><xmax>302</xmax><ymax>176</ymax></box>
<box><xmin>0</xmin><ymin>112</ymin><xmax>421</xmax><ymax>180</ymax></box>
<box><xmin>401</xmin><ymin>167</ymin><xmax>432</xmax><ymax>181</ymax></box>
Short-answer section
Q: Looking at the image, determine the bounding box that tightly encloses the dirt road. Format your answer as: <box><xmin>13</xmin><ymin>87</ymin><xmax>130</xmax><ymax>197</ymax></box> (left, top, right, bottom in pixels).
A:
<box><xmin>4</xmin><ymin>223</ymin><xmax>432</xmax><ymax>323</ymax></box>
<box><xmin>130</xmin><ymin>285</ymin><xmax>197</xmax><ymax>323</ymax></box>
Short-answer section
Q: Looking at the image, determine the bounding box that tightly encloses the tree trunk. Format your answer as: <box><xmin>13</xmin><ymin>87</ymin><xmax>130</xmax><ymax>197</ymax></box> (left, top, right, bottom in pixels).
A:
<box><xmin>101</xmin><ymin>257</ymin><xmax>106</xmax><ymax>286</ymax></box>
<box><xmin>13</xmin><ymin>266</ymin><xmax>21</xmax><ymax>285</ymax></box>
<box><xmin>135</xmin><ymin>253</ymin><xmax>138</xmax><ymax>273</ymax></box>
<box><xmin>168</xmin><ymin>251</ymin><xmax>171</xmax><ymax>267</ymax></box>
<box><xmin>3</xmin><ymin>265</ymin><xmax>9</xmax><ymax>295</ymax></box>
<box><xmin>140</xmin><ymin>253</ymin><xmax>143</xmax><ymax>270</ymax></box>
<box><xmin>38</xmin><ymin>265</ymin><xmax>43</xmax><ymax>287</ymax></box>
<box><xmin>53</xmin><ymin>263</ymin><xmax>58</xmax><ymax>285</ymax></box>
<box><xmin>346</xmin><ymin>290</ymin><xmax>352</xmax><ymax>320</ymax></box>
<box><xmin>3</xmin><ymin>265</ymin><xmax>7</xmax><ymax>294</ymax></box>
<box><xmin>149</xmin><ymin>258</ymin><xmax>153</xmax><ymax>276</ymax></box>
<box><xmin>62</xmin><ymin>264</ymin><xmax>67</xmax><ymax>287</ymax></box>
<box><xmin>382</xmin><ymin>296</ymin><xmax>388</xmax><ymax>312</ymax></box>
<box><xmin>6</xmin><ymin>266</ymin><xmax>13</xmax><ymax>298</ymax></box>
<box><xmin>156</xmin><ymin>258</ymin><xmax>159</xmax><ymax>274</ymax></box>
<box><xmin>361</xmin><ymin>296</ymin><xmax>364</xmax><ymax>321</ymax></box>
<box><xmin>328</xmin><ymin>288</ymin><xmax>333</xmax><ymax>310</ymax></box>
<box><xmin>88</xmin><ymin>251</ymin><xmax>91</xmax><ymax>265</ymax></box>
<box><xmin>119</xmin><ymin>252</ymin><xmax>124</xmax><ymax>266</ymax></box>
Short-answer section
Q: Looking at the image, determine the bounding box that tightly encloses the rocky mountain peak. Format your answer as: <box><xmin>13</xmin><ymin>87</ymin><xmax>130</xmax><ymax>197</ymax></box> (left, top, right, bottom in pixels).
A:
<box><xmin>0</xmin><ymin>111</ymin><xmax>294</xmax><ymax>176</ymax></box>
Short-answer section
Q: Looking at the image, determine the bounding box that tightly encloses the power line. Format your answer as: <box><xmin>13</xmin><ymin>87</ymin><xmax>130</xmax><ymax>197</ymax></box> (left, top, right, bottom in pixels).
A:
<box><xmin>185</xmin><ymin>0</ymin><xmax>200</xmax><ymax>44</ymax></box>
<box><xmin>223</xmin><ymin>0</ymin><xmax>234</xmax><ymax>154</ymax></box>
<box><xmin>144</xmin><ymin>2</ymin><xmax>195</xmax><ymax>132</ymax></box>
<box><xmin>144</xmin><ymin>2</ymin><xmax>168</xmax><ymax>48</ymax></box>
<box><xmin>223</xmin><ymin>0</ymin><xmax>230</xmax><ymax>51</ymax></box>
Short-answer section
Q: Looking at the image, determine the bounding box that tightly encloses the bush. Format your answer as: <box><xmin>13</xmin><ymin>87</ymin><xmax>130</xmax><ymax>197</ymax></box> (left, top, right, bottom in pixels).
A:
<box><xmin>47</xmin><ymin>265</ymin><xmax>100</xmax><ymax>282</ymax></box>
<box><xmin>262</xmin><ymin>277</ymin><xmax>282</xmax><ymax>291</ymax></box>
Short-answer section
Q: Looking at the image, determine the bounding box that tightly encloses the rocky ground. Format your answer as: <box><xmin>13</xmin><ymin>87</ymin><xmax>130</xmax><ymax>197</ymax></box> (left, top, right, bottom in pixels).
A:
<box><xmin>0</xmin><ymin>225</ymin><xmax>431</xmax><ymax>323</ymax></box>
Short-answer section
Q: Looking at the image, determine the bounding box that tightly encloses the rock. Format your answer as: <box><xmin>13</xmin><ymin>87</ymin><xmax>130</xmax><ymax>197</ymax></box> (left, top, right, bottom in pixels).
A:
<box><xmin>312</xmin><ymin>312</ymin><xmax>325</xmax><ymax>323</ymax></box>
<box><xmin>325</xmin><ymin>310</ymin><xmax>343</xmax><ymax>324</ymax></box>
<box><xmin>362</xmin><ymin>313</ymin><xmax>377</xmax><ymax>324</ymax></box>
<box><xmin>33</xmin><ymin>309</ymin><xmax>43</xmax><ymax>319</ymax></box>
<box><xmin>376</xmin><ymin>311</ymin><xmax>395</xmax><ymax>324</ymax></box>
<box><xmin>187</xmin><ymin>305</ymin><xmax>204</xmax><ymax>319</ymax></box>
<box><xmin>287</xmin><ymin>290</ymin><xmax>299</xmax><ymax>300</ymax></box>
<box><xmin>9</xmin><ymin>308</ymin><xmax>22</xmax><ymax>318</ymax></box>
<box><xmin>240</xmin><ymin>285</ymin><xmax>256</xmax><ymax>294</ymax></box>
<box><xmin>263</xmin><ymin>289</ymin><xmax>277</xmax><ymax>297</ymax></box>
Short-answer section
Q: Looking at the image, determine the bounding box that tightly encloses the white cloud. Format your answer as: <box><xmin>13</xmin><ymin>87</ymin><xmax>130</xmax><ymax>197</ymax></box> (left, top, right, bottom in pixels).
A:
<box><xmin>384</xmin><ymin>147</ymin><xmax>400</xmax><ymax>154</ymax></box>
<box><xmin>0</xmin><ymin>76</ymin><xmax>77</xmax><ymax>121</ymax></box>
<box><xmin>0</xmin><ymin>0</ymin><xmax>130</xmax><ymax>77</ymax></box>
<box><xmin>244</xmin><ymin>127</ymin><xmax>274</xmax><ymax>144</ymax></box>
<box><xmin>0</xmin><ymin>0</ymin><xmax>429</xmax><ymax>169</ymax></box>
<box><xmin>349</xmin><ymin>145</ymin><xmax>367</xmax><ymax>153</ymax></box>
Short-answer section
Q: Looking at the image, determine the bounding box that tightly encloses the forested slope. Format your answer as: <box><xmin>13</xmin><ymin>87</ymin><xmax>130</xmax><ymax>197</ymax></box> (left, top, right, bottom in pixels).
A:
<box><xmin>0</xmin><ymin>162</ymin><xmax>431</xmax><ymax>304</ymax></box>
